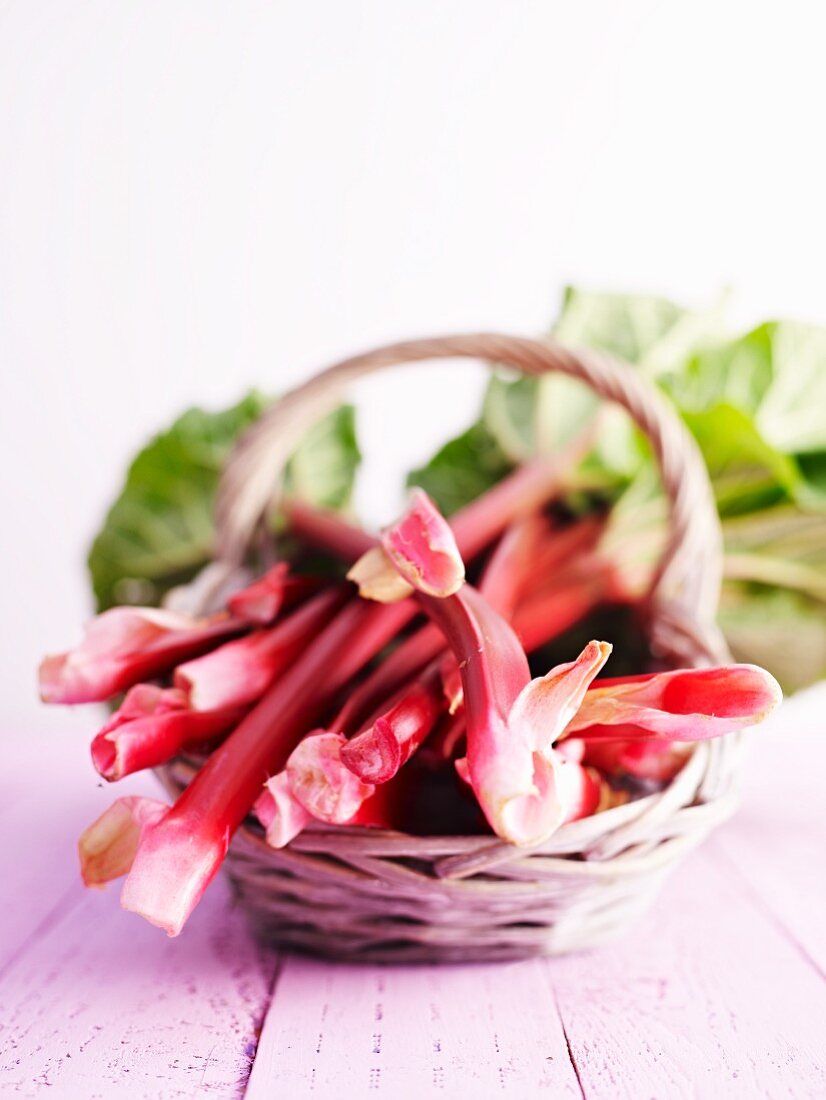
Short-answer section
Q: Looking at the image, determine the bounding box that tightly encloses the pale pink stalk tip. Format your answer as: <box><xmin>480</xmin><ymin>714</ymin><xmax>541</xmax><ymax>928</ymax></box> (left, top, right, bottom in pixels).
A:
<box><xmin>287</xmin><ymin>732</ymin><xmax>376</xmax><ymax>823</ymax></box>
<box><xmin>91</xmin><ymin>685</ymin><xmax>189</xmax><ymax>780</ymax></box>
<box><xmin>78</xmin><ymin>796</ymin><xmax>168</xmax><ymax>887</ymax></box>
<box><xmin>89</xmin><ymin>684</ymin><xmax>241</xmax><ymax>781</ymax></box>
<box><xmin>39</xmin><ymin>606</ymin><xmax>233</xmax><ymax>704</ymax></box>
<box><xmin>255</xmin><ymin>773</ymin><xmax>312</xmax><ymax>848</ymax></box>
<box><xmin>347</xmin><ymin>546</ymin><xmax>415</xmax><ymax>603</ymax></box>
<box><xmin>509</xmin><ymin>640</ymin><xmax>612</xmax><ymax>755</ymax></box>
<box><xmin>120</xmin><ymin>816</ymin><xmax>227</xmax><ymax>936</ymax></box>
<box><xmin>381</xmin><ymin>488</ymin><xmax>465</xmax><ymax>597</ymax></box>
<box><xmin>567</xmin><ymin>662</ymin><xmax>782</xmax><ymax>742</ymax></box>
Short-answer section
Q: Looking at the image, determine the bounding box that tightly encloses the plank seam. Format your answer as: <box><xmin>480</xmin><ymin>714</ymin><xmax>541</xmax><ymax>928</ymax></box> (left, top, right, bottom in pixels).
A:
<box><xmin>242</xmin><ymin>950</ymin><xmax>285</xmax><ymax>1097</ymax></box>
<box><xmin>544</xmin><ymin>962</ymin><xmax>587</xmax><ymax>1100</ymax></box>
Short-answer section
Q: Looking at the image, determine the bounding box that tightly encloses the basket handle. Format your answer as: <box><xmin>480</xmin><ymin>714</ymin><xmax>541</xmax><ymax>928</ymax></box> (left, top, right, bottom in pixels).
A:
<box><xmin>215</xmin><ymin>334</ymin><xmax>729</xmax><ymax>666</ymax></box>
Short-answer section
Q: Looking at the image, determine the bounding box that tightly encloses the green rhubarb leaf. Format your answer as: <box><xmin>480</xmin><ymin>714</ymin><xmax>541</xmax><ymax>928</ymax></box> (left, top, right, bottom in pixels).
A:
<box><xmin>88</xmin><ymin>394</ymin><xmax>361</xmax><ymax>611</ymax></box>
<box><xmin>553</xmin><ymin>285</ymin><xmax>695</xmax><ymax>369</ymax></box>
<box><xmin>482</xmin><ymin>287</ymin><xmax>724</xmax><ymax>474</ymax></box>
<box><xmin>681</xmin><ymin>403</ymin><xmax>803</xmax><ymax>516</ymax></box>
<box><xmin>676</xmin><ymin>320</ymin><xmax>826</xmax><ymax>456</ymax></box>
<box><xmin>406</xmin><ymin>421</ymin><xmax>513</xmax><ymax>516</ymax></box>
<box><xmin>285</xmin><ymin>404</ymin><xmax>361</xmax><ymax>512</ymax></box>
<box><xmin>756</xmin><ymin>322</ymin><xmax>826</xmax><ymax>455</ymax></box>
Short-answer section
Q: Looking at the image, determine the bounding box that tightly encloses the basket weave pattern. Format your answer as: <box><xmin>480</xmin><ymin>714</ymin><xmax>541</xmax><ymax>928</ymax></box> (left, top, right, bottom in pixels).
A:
<box><xmin>159</xmin><ymin>334</ymin><xmax>739</xmax><ymax>963</ymax></box>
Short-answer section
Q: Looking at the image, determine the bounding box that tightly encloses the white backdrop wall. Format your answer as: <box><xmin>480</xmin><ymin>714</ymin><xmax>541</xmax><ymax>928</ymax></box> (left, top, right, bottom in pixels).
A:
<box><xmin>2</xmin><ymin>1</ymin><xmax>826</xmax><ymax>728</ymax></box>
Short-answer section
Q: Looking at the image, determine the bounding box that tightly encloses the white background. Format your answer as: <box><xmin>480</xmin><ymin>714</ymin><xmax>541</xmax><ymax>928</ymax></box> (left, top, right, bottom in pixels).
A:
<box><xmin>2</xmin><ymin>1</ymin><xmax>826</xmax><ymax>729</ymax></box>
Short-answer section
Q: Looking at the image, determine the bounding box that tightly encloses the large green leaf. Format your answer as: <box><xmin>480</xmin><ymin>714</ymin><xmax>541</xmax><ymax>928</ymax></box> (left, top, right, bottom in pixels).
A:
<box><xmin>553</xmin><ymin>285</ymin><xmax>699</xmax><ymax>369</ymax></box>
<box><xmin>483</xmin><ymin>286</ymin><xmax>724</xmax><ymax>473</ymax></box>
<box><xmin>406</xmin><ymin>421</ymin><xmax>513</xmax><ymax>516</ymax></box>
<box><xmin>681</xmin><ymin>403</ymin><xmax>803</xmax><ymax>516</ymax></box>
<box><xmin>286</xmin><ymin>404</ymin><xmax>361</xmax><ymax>512</ymax></box>
<box><xmin>676</xmin><ymin>320</ymin><xmax>826</xmax><ymax>456</ymax></box>
<box><xmin>88</xmin><ymin>394</ymin><xmax>361</xmax><ymax>611</ymax></box>
<box><xmin>757</xmin><ymin>322</ymin><xmax>826</xmax><ymax>454</ymax></box>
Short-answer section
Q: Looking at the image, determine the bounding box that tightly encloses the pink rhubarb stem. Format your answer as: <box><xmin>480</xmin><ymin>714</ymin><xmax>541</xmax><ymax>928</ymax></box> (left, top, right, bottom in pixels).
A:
<box><xmin>39</xmin><ymin>607</ymin><xmax>247</xmax><ymax>704</ymax></box>
<box><xmin>339</xmin><ymin>664</ymin><xmax>445</xmax><ymax>783</ymax></box>
<box><xmin>332</xmin><ymin>513</ymin><xmax>559</xmax><ymax>735</ymax></box>
<box><xmin>119</xmin><ymin>594</ymin><xmax>412</xmax><ymax>935</ymax></box>
<box><xmin>227</xmin><ymin>562</ymin><xmax>325</xmax><ymax>625</ymax></box>
<box><xmin>513</xmin><ymin>565</ymin><xmax>617</xmax><ymax>652</ymax></box>
<box><xmin>331</xmin><ymin>622</ymin><xmax>444</xmax><ymax>734</ymax></box>
<box><xmin>475</xmin><ymin>513</ymin><xmax>549</xmax><ymax>621</ymax></box>
<box><xmin>418</xmin><ymin>585</ymin><xmax>610</xmax><ymax>844</ymax></box>
<box><xmin>564</xmin><ymin>664</ymin><xmax>782</xmax><ymax>742</ymax></box>
<box><xmin>174</xmin><ymin>585</ymin><xmax>349</xmax><ymax>710</ymax></box>
<box><xmin>90</xmin><ymin>685</ymin><xmax>246</xmax><ymax>781</ymax></box>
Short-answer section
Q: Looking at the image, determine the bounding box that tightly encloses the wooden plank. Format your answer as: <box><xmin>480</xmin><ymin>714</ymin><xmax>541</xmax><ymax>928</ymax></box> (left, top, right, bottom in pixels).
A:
<box><xmin>0</xmin><ymin>877</ymin><xmax>276</xmax><ymax>1098</ymax></box>
<box><xmin>0</xmin><ymin>730</ymin><xmax>278</xmax><ymax>1097</ymax></box>
<box><xmin>709</xmin><ymin>684</ymin><xmax>826</xmax><ymax>975</ymax></box>
<box><xmin>246</xmin><ymin>955</ymin><xmax>582</xmax><ymax>1099</ymax></box>
<box><xmin>0</xmin><ymin>729</ymin><xmax>160</xmax><ymax>972</ymax></box>
<box><xmin>549</xmin><ymin>845</ymin><xmax>826</xmax><ymax>1099</ymax></box>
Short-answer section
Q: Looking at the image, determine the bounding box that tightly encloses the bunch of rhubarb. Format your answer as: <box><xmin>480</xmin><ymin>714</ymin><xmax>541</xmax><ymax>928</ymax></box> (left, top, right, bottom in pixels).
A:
<box><xmin>40</xmin><ymin>461</ymin><xmax>782</xmax><ymax>938</ymax></box>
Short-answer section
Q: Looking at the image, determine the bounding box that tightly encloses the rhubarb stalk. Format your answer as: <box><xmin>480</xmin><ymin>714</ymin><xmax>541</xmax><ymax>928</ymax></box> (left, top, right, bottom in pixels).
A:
<box><xmin>117</xmin><ymin>595</ymin><xmax>412</xmax><ymax>934</ymax></box>
<box><xmin>227</xmin><ymin>561</ymin><xmax>324</xmax><ymax>625</ymax></box>
<box><xmin>39</xmin><ymin>606</ymin><xmax>245</xmax><ymax>704</ymax></box>
<box><xmin>90</xmin><ymin>685</ymin><xmax>246</xmax><ymax>782</ymax></box>
<box><xmin>355</xmin><ymin>493</ymin><xmax>611</xmax><ymax>844</ymax></box>
<box><xmin>339</xmin><ymin>665</ymin><xmax>445</xmax><ymax>783</ymax></box>
<box><xmin>174</xmin><ymin>586</ymin><xmax>348</xmax><ymax>710</ymax></box>
<box><xmin>563</xmin><ymin>665</ymin><xmax>782</xmax><ymax>742</ymax></box>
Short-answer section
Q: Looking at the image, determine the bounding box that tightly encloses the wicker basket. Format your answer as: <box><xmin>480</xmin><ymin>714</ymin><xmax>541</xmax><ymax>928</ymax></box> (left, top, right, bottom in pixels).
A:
<box><xmin>159</xmin><ymin>334</ymin><xmax>741</xmax><ymax>963</ymax></box>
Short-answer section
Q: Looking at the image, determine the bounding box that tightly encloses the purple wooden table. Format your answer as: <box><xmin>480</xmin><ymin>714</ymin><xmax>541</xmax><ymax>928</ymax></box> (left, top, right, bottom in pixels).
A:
<box><xmin>2</xmin><ymin>687</ymin><xmax>824</xmax><ymax>1098</ymax></box>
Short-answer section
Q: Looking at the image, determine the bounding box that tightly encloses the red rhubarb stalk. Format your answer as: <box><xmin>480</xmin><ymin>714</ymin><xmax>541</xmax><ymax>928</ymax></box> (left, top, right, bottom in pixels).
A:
<box><xmin>514</xmin><ymin>565</ymin><xmax>618</xmax><ymax>652</ymax></box>
<box><xmin>339</xmin><ymin>665</ymin><xmax>445</xmax><ymax>783</ymax></box>
<box><xmin>116</xmin><ymin>596</ymin><xmax>411</xmax><ymax>934</ymax></box>
<box><xmin>356</xmin><ymin>491</ymin><xmax>611</xmax><ymax>844</ymax></box>
<box><xmin>563</xmin><ymin>664</ymin><xmax>782</xmax><ymax>742</ymax></box>
<box><xmin>39</xmin><ymin>606</ymin><xmax>246</xmax><ymax>705</ymax></box>
<box><xmin>174</xmin><ymin>586</ymin><xmax>349</xmax><ymax>710</ymax></box>
<box><xmin>90</xmin><ymin>685</ymin><xmax>246</xmax><ymax>782</ymax></box>
<box><xmin>227</xmin><ymin>561</ymin><xmax>324</xmax><ymax>625</ymax></box>
<box><xmin>331</xmin><ymin>622</ymin><xmax>444</xmax><ymax>734</ymax></box>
